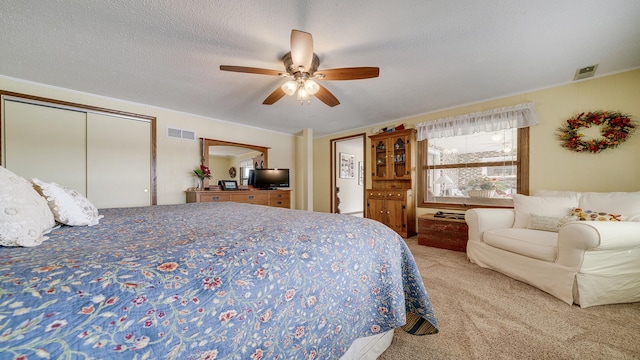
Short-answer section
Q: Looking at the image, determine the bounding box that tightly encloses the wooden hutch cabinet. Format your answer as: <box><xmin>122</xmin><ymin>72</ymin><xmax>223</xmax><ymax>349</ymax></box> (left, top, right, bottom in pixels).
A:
<box><xmin>366</xmin><ymin>128</ymin><xmax>416</xmax><ymax>238</ymax></box>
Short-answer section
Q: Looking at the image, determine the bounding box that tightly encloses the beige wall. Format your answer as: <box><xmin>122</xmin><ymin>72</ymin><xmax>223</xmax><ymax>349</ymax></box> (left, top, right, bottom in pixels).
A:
<box><xmin>0</xmin><ymin>76</ymin><xmax>299</xmax><ymax>206</ymax></box>
<box><xmin>313</xmin><ymin>69</ymin><xmax>640</xmax><ymax>214</ymax></box>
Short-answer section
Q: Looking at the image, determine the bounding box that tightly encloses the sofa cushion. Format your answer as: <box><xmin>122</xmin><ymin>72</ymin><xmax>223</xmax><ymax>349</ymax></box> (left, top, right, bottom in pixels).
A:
<box><xmin>482</xmin><ymin>228</ymin><xmax>558</xmax><ymax>262</ymax></box>
<box><xmin>512</xmin><ymin>194</ymin><xmax>579</xmax><ymax>229</ymax></box>
<box><xmin>579</xmin><ymin>192</ymin><xmax>640</xmax><ymax>222</ymax></box>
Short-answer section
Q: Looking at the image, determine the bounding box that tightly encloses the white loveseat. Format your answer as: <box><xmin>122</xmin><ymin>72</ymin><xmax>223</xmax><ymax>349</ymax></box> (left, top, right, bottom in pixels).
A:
<box><xmin>465</xmin><ymin>190</ymin><xmax>640</xmax><ymax>308</ymax></box>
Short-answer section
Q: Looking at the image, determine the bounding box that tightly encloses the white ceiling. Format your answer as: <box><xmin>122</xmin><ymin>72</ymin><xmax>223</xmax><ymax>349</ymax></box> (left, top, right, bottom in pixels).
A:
<box><xmin>2</xmin><ymin>1</ymin><xmax>639</xmax><ymax>137</ymax></box>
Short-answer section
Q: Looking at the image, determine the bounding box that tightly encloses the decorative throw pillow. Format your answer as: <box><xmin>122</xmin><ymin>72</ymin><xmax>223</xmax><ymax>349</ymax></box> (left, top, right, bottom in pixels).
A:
<box><xmin>0</xmin><ymin>166</ymin><xmax>56</xmax><ymax>247</ymax></box>
<box><xmin>571</xmin><ymin>208</ymin><xmax>624</xmax><ymax>222</ymax></box>
<box><xmin>512</xmin><ymin>193</ymin><xmax>579</xmax><ymax>229</ymax></box>
<box><xmin>32</xmin><ymin>178</ymin><xmax>104</xmax><ymax>226</ymax></box>
<box><xmin>527</xmin><ymin>214</ymin><xmax>577</xmax><ymax>232</ymax></box>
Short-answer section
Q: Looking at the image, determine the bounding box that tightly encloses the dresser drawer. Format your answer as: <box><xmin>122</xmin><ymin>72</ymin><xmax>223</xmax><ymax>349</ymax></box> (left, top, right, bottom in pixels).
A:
<box><xmin>230</xmin><ymin>193</ymin><xmax>269</xmax><ymax>205</ymax></box>
<box><xmin>269</xmin><ymin>198</ymin><xmax>290</xmax><ymax>208</ymax></box>
<box><xmin>198</xmin><ymin>193</ymin><xmax>231</xmax><ymax>202</ymax></box>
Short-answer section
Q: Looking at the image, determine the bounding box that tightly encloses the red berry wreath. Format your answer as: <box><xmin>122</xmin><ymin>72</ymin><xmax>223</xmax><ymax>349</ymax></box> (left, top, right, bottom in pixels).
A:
<box><xmin>556</xmin><ymin>111</ymin><xmax>636</xmax><ymax>153</ymax></box>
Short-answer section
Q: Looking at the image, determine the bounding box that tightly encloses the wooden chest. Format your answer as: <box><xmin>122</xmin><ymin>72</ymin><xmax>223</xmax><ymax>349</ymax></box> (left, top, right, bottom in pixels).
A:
<box><xmin>417</xmin><ymin>213</ymin><xmax>468</xmax><ymax>252</ymax></box>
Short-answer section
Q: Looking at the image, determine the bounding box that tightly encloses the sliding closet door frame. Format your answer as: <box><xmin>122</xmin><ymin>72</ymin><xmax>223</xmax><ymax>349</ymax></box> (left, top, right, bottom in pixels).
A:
<box><xmin>0</xmin><ymin>90</ymin><xmax>157</xmax><ymax>205</ymax></box>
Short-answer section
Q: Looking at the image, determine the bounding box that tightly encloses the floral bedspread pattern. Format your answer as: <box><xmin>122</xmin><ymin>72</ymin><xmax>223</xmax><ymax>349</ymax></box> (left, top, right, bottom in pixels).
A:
<box><xmin>0</xmin><ymin>202</ymin><xmax>438</xmax><ymax>359</ymax></box>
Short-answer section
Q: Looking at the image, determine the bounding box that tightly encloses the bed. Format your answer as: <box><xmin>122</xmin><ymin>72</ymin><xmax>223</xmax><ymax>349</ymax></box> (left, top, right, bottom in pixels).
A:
<box><xmin>0</xmin><ymin>199</ymin><xmax>438</xmax><ymax>359</ymax></box>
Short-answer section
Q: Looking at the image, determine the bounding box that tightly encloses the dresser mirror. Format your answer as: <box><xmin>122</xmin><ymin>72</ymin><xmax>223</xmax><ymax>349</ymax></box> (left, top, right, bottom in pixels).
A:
<box><xmin>201</xmin><ymin>138</ymin><xmax>269</xmax><ymax>188</ymax></box>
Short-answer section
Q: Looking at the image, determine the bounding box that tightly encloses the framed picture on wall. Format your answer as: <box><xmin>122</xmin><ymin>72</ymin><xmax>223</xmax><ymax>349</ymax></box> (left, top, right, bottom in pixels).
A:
<box><xmin>339</xmin><ymin>152</ymin><xmax>355</xmax><ymax>179</ymax></box>
<box><xmin>358</xmin><ymin>161</ymin><xmax>364</xmax><ymax>185</ymax></box>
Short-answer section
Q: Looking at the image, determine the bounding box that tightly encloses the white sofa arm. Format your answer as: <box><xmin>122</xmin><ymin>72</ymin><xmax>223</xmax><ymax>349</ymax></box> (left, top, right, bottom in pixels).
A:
<box><xmin>465</xmin><ymin>208</ymin><xmax>516</xmax><ymax>242</ymax></box>
<box><xmin>557</xmin><ymin>221</ymin><xmax>640</xmax><ymax>269</ymax></box>
<box><xmin>560</xmin><ymin>221</ymin><xmax>640</xmax><ymax>250</ymax></box>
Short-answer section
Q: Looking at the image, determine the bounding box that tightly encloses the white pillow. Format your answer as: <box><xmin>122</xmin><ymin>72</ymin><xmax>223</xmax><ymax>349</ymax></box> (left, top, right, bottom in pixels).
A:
<box><xmin>32</xmin><ymin>178</ymin><xmax>104</xmax><ymax>226</ymax></box>
<box><xmin>579</xmin><ymin>192</ymin><xmax>640</xmax><ymax>222</ymax></box>
<box><xmin>534</xmin><ymin>189</ymin><xmax>582</xmax><ymax>198</ymax></box>
<box><xmin>512</xmin><ymin>193</ymin><xmax>579</xmax><ymax>228</ymax></box>
<box><xmin>0</xmin><ymin>166</ymin><xmax>55</xmax><ymax>247</ymax></box>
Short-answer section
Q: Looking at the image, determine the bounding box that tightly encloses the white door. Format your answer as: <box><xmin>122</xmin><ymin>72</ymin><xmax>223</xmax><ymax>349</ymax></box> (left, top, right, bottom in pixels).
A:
<box><xmin>3</xmin><ymin>99</ymin><xmax>153</xmax><ymax>209</ymax></box>
<box><xmin>87</xmin><ymin>113</ymin><xmax>151</xmax><ymax>208</ymax></box>
<box><xmin>4</xmin><ymin>100</ymin><xmax>87</xmax><ymax>193</ymax></box>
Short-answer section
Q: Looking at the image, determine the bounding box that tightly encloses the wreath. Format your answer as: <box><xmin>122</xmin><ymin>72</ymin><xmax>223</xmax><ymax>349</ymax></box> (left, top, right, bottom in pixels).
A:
<box><xmin>556</xmin><ymin>111</ymin><xmax>636</xmax><ymax>153</ymax></box>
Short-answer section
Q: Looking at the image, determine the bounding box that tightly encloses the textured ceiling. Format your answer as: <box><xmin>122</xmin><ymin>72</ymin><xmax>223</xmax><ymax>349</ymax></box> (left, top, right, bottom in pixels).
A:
<box><xmin>2</xmin><ymin>0</ymin><xmax>640</xmax><ymax>137</ymax></box>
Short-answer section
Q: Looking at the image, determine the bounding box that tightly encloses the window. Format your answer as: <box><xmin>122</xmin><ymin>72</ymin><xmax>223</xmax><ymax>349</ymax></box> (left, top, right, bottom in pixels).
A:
<box><xmin>416</xmin><ymin>103</ymin><xmax>536</xmax><ymax>209</ymax></box>
<box><xmin>238</xmin><ymin>159</ymin><xmax>254</xmax><ymax>185</ymax></box>
<box><xmin>419</xmin><ymin>127</ymin><xmax>529</xmax><ymax>208</ymax></box>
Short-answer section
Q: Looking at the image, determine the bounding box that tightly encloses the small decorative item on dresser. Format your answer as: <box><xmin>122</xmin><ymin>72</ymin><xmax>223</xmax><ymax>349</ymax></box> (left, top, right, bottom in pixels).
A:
<box><xmin>193</xmin><ymin>165</ymin><xmax>212</xmax><ymax>190</ymax></box>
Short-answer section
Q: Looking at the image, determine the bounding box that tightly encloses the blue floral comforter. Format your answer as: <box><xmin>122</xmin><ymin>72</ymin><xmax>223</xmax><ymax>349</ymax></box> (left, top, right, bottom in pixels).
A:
<box><xmin>0</xmin><ymin>202</ymin><xmax>438</xmax><ymax>359</ymax></box>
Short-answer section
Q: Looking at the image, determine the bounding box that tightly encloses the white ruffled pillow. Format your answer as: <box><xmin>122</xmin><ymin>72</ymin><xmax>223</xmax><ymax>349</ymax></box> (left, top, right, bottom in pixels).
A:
<box><xmin>0</xmin><ymin>166</ymin><xmax>55</xmax><ymax>247</ymax></box>
<box><xmin>512</xmin><ymin>193</ymin><xmax>579</xmax><ymax>229</ymax></box>
<box><xmin>32</xmin><ymin>178</ymin><xmax>104</xmax><ymax>226</ymax></box>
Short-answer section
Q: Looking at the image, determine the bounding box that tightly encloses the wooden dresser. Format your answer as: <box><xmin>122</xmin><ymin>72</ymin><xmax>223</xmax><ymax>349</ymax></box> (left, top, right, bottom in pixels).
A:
<box><xmin>186</xmin><ymin>189</ymin><xmax>291</xmax><ymax>208</ymax></box>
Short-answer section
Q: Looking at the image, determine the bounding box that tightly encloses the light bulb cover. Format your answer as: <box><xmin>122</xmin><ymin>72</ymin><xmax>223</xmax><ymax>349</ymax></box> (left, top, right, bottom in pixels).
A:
<box><xmin>281</xmin><ymin>80</ymin><xmax>297</xmax><ymax>96</ymax></box>
<box><xmin>297</xmin><ymin>87</ymin><xmax>310</xmax><ymax>101</ymax></box>
<box><xmin>304</xmin><ymin>80</ymin><xmax>320</xmax><ymax>95</ymax></box>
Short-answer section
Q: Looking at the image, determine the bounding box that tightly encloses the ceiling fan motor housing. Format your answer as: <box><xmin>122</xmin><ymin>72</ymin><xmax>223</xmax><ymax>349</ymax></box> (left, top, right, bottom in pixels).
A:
<box><xmin>283</xmin><ymin>52</ymin><xmax>320</xmax><ymax>77</ymax></box>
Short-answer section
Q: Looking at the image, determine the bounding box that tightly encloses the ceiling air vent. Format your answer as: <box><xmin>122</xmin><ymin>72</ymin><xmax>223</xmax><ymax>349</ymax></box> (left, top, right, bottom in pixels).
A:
<box><xmin>167</xmin><ymin>127</ymin><xmax>196</xmax><ymax>141</ymax></box>
<box><xmin>574</xmin><ymin>64</ymin><xmax>598</xmax><ymax>81</ymax></box>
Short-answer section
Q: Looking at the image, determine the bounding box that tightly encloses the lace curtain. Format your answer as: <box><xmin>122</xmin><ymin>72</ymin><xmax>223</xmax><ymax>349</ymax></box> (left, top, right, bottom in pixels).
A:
<box><xmin>416</xmin><ymin>102</ymin><xmax>538</xmax><ymax>141</ymax></box>
<box><xmin>238</xmin><ymin>158</ymin><xmax>253</xmax><ymax>169</ymax></box>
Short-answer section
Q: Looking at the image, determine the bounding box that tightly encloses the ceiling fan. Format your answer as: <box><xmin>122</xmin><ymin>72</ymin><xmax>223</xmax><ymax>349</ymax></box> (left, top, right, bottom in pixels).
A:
<box><xmin>220</xmin><ymin>29</ymin><xmax>380</xmax><ymax>107</ymax></box>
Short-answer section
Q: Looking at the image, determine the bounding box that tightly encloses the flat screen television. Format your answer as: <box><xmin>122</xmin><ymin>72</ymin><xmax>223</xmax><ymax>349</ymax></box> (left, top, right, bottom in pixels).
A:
<box><xmin>253</xmin><ymin>168</ymin><xmax>290</xmax><ymax>189</ymax></box>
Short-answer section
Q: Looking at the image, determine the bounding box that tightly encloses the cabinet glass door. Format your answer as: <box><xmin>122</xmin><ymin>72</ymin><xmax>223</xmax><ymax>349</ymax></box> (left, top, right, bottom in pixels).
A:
<box><xmin>372</xmin><ymin>140</ymin><xmax>388</xmax><ymax>179</ymax></box>
<box><xmin>391</xmin><ymin>135</ymin><xmax>411</xmax><ymax>179</ymax></box>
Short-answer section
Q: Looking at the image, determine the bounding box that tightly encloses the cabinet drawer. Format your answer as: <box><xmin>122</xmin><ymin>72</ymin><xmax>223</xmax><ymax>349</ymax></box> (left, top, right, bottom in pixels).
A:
<box><xmin>230</xmin><ymin>193</ymin><xmax>269</xmax><ymax>205</ymax></box>
<box><xmin>198</xmin><ymin>193</ymin><xmax>231</xmax><ymax>202</ymax></box>
<box><xmin>386</xmin><ymin>191</ymin><xmax>406</xmax><ymax>199</ymax></box>
<box><xmin>367</xmin><ymin>190</ymin><xmax>387</xmax><ymax>199</ymax></box>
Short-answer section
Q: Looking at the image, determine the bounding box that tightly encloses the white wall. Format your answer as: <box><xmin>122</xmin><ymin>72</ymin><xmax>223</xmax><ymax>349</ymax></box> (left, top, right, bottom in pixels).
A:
<box><xmin>313</xmin><ymin>69</ymin><xmax>640</xmax><ymax>214</ymax></box>
<box><xmin>0</xmin><ymin>76</ymin><xmax>300</xmax><ymax>207</ymax></box>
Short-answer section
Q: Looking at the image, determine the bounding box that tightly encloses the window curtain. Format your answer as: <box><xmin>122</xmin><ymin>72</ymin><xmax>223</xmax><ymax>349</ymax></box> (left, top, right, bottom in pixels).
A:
<box><xmin>238</xmin><ymin>158</ymin><xmax>253</xmax><ymax>169</ymax></box>
<box><xmin>416</xmin><ymin>102</ymin><xmax>538</xmax><ymax>141</ymax></box>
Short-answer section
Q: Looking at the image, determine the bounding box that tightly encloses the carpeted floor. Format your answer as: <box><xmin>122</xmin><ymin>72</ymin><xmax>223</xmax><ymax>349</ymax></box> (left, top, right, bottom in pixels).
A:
<box><xmin>379</xmin><ymin>237</ymin><xmax>640</xmax><ymax>360</ymax></box>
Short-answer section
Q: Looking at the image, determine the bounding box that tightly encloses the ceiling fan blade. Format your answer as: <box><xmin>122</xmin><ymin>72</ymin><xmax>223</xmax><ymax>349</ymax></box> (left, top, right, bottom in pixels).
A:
<box><xmin>220</xmin><ymin>65</ymin><xmax>284</xmax><ymax>76</ymax></box>
<box><xmin>314</xmin><ymin>83</ymin><xmax>340</xmax><ymax>107</ymax></box>
<box><xmin>315</xmin><ymin>67</ymin><xmax>380</xmax><ymax>80</ymax></box>
<box><xmin>263</xmin><ymin>87</ymin><xmax>286</xmax><ymax>105</ymax></box>
<box><xmin>290</xmin><ymin>29</ymin><xmax>313</xmax><ymax>72</ymax></box>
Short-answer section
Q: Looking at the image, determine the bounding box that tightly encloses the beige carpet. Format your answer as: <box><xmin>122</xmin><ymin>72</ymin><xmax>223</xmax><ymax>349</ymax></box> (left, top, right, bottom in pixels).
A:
<box><xmin>380</xmin><ymin>237</ymin><xmax>640</xmax><ymax>360</ymax></box>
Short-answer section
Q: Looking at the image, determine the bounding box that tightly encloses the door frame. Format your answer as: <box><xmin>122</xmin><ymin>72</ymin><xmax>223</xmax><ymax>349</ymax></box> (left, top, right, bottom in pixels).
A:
<box><xmin>329</xmin><ymin>133</ymin><xmax>367</xmax><ymax>214</ymax></box>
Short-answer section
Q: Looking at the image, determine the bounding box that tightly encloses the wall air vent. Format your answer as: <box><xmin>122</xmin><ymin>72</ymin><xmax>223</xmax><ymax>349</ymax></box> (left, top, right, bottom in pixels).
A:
<box><xmin>167</xmin><ymin>127</ymin><xmax>196</xmax><ymax>141</ymax></box>
<box><xmin>574</xmin><ymin>64</ymin><xmax>598</xmax><ymax>81</ymax></box>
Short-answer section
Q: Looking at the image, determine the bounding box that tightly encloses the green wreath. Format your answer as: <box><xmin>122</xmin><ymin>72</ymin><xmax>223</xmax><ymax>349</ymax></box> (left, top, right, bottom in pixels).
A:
<box><xmin>556</xmin><ymin>111</ymin><xmax>636</xmax><ymax>153</ymax></box>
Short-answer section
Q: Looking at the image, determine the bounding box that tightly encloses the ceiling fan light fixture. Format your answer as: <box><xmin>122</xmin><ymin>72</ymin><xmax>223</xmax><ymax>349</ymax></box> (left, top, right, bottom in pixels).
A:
<box><xmin>281</xmin><ymin>80</ymin><xmax>297</xmax><ymax>96</ymax></box>
<box><xmin>303</xmin><ymin>79</ymin><xmax>320</xmax><ymax>95</ymax></box>
<box><xmin>297</xmin><ymin>86</ymin><xmax>310</xmax><ymax>101</ymax></box>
